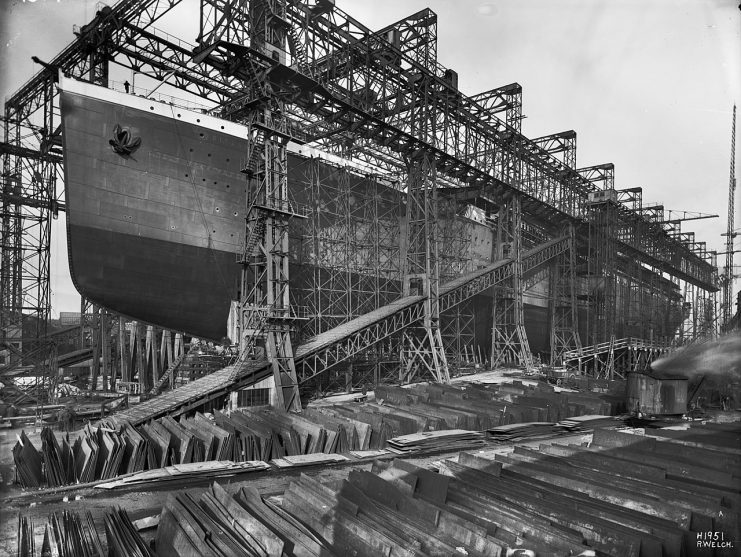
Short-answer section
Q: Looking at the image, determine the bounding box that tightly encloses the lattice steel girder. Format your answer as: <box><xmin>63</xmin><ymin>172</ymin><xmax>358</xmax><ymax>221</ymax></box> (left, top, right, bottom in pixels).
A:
<box><xmin>2</xmin><ymin>78</ymin><xmax>57</xmax><ymax>344</ymax></box>
<box><xmin>533</xmin><ymin>130</ymin><xmax>577</xmax><ymax>169</ymax></box>
<box><xmin>296</xmin><ymin>297</ymin><xmax>426</xmax><ymax>383</ymax></box>
<box><xmin>587</xmin><ymin>199</ymin><xmax>618</xmax><ymax>343</ymax></box>
<box><xmin>401</xmin><ymin>327</ymin><xmax>448</xmax><ymax>383</ymax></box>
<box><xmin>114</xmin><ymin>23</ymin><xmax>241</xmax><ymax>105</ymax></box>
<box><xmin>549</xmin><ymin>226</ymin><xmax>582</xmax><ymax>364</ymax></box>
<box><xmin>6</xmin><ymin>0</ymin><xmax>182</xmax><ymax>116</ymax></box>
<box><xmin>375</xmin><ymin>9</ymin><xmax>438</xmax><ymax>71</ymax></box>
<box><xmin>204</xmin><ymin>2</ymin><xmax>590</xmax><ymax>212</ymax></box>
<box><xmin>237</xmin><ymin>1</ymin><xmax>302</xmax><ymax>412</ymax></box>
<box><xmin>491</xmin><ymin>196</ymin><xmax>532</xmax><ymax>369</ymax></box>
<box><xmin>439</xmin><ymin>236</ymin><xmax>570</xmax><ymax>312</ymax></box>
<box><xmin>470</xmin><ymin>84</ymin><xmax>523</xmax><ymax>133</ymax></box>
<box><xmin>613</xmin><ymin>205</ymin><xmax>717</xmax><ymax>290</ymax></box>
<box><xmin>296</xmin><ymin>235</ymin><xmax>569</xmax><ymax>382</ymax></box>
<box><xmin>401</xmin><ymin>152</ymin><xmax>449</xmax><ymax>383</ymax></box>
<box><xmin>281</xmin><ymin>7</ymin><xmax>596</xmax><ymax>213</ymax></box>
<box><xmin>578</xmin><ymin>163</ymin><xmax>615</xmax><ymax>190</ymax></box>
<box><xmin>267</xmin><ymin>3</ymin><xmax>715</xmax><ymax>290</ymax></box>
<box><xmin>188</xmin><ymin>0</ymin><xmax>712</xmax><ymax>288</ymax></box>
<box><xmin>197</xmin><ymin>0</ymin><xmax>252</xmax><ymax>59</ymax></box>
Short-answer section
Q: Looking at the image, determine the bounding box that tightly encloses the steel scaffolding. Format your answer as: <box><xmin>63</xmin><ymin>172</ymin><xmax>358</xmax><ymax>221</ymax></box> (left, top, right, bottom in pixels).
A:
<box><xmin>1</xmin><ymin>0</ymin><xmax>723</xmax><ymax>396</ymax></box>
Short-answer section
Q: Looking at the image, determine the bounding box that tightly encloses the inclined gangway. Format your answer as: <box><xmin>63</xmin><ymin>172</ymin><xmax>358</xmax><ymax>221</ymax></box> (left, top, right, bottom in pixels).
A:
<box><xmin>110</xmin><ymin>236</ymin><xmax>569</xmax><ymax>425</ymax></box>
<box><xmin>562</xmin><ymin>336</ymin><xmax>673</xmax><ymax>377</ymax></box>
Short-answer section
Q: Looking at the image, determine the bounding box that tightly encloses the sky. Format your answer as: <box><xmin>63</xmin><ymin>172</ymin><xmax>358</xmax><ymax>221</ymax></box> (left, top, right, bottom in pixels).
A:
<box><xmin>1</xmin><ymin>0</ymin><xmax>740</xmax><ymax>317</ymax></box>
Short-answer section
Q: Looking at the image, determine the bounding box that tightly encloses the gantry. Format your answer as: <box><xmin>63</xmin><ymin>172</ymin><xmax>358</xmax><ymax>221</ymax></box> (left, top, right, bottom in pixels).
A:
<box><xmin>1</xmin><ymin>0</ymin><xmax>719</xmax><ymax>405</ymax></box>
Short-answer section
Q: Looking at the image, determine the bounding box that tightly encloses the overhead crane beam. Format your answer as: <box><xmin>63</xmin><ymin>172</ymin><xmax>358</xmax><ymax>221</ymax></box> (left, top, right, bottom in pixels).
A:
<box><xmin>533</xmin><ymin>131</ymin><xmax>577</xmax><ymax>168</ymax></box>
<box><xmin>470</xmin><ymin>84</ymin><xmax>523</xmax><ymax>133</ymax></box>
<box><xmin>223</xmin><ymin>1</ymin><xmax>714</xmax><ymax>290</ymax></box>
<box><xmin>5</xmin><ymin>0</ymin><xmax>182</xmax><ymax>114</ymax></box>
<box><xmin>663</xmin><ymin>210</ymin><xmax>719</xmax><ymax>224</ymax></box>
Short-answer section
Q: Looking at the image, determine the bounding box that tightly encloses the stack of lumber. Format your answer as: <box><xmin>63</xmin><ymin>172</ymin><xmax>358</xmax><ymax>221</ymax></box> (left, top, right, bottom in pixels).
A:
<box><xmin>386</xmin><ymin>429</ymin><xmax>485</xmax><ymax>454</ymax></box>
<box><xmin>96</xmin><ymin>460</ymin><xmax>269</xmax><ymax>490</ymax></box>
<box><xmin>486</xmin><ymin>421</ymin><xmax>558</xmax><ymax>442</ymax></box>
<box><xmin>556</xmin><ymin>414</ymin><xmax>618</xmax><ymax>431</ymax></box>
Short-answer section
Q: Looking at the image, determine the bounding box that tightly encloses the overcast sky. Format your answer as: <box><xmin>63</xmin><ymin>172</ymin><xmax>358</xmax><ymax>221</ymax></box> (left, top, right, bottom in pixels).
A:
<box><xmin>1</xmin><ymin>0</ymin><xmax>739</xmax><ymax>317</ymax></box>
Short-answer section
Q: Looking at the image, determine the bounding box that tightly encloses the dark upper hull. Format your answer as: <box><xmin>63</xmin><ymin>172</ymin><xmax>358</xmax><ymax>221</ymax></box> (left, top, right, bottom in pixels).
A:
<box><xmin>60</xmin><ymin>78</ymin><xmax>248</xmax><ymax>339</ymax></box>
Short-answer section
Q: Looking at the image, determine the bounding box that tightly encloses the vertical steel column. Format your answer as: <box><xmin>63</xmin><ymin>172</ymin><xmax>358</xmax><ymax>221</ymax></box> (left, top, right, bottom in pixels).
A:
<box><xmin>400</xmin><ymin>153</ymin><xmax>449</xmax><ymax>383</ymax></box>
<box><xmin>586</xmin><ymin>197</ymin><xmax>617</xmax><ymax>345</ymax></box>
<box><xmin>490</xmin><ymin>195</ymin><xmax>532</xmax><ymax>368</ymax></box>
<box><xmin>0</xmin><ymin>76</ymin><xmax>56</xmax><ymax>359</ymax></box>
<box><xmin>145</xmin><ymin>325</ymin><xmax>159</xmax><ymax>387</ymax></box>
<box><xmin>238</xmin><ymin>0</ymin><xmax>302</xmax><ymax>411</ymax></box>
<box><xmin>118</xmin><ymin>316</ymin><xmax>129</xmax><ymax>383</ymax></box>
<box><xmin>549</xmin><ymin>224</ymin><xmax>581</xmax><ymax>364</ymax></box>
<box><xmin>100</xmin><ymin>310</ymin><xmax>111</xmax><ymax>391</ymax></box>
<box><xmin>240</xmin><ymin>125</ymin><xmax>302</xmax><ymax>412</ymax></box>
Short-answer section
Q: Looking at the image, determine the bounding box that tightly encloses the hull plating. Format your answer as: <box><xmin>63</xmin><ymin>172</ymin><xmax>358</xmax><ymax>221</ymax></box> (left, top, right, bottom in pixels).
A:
<box><xmin>59</xmin><ymin>78</ymin><xmax>551</xmax><ymax>349</ymax></box>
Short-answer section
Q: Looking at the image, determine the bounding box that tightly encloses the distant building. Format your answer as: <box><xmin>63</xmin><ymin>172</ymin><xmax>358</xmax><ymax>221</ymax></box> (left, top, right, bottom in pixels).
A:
<box><xmin>59</xmin><ymin>312</ymin><xmax>82</xmax><ymax>326</ymax></box>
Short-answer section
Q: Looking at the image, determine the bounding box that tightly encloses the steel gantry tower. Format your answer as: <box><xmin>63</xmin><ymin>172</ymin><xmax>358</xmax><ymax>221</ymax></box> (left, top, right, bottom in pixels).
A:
<box><xmin>400</xmin><ymin>152</ymin><xmax>449</xmax><ymax>383</ymax></box>
<box><xmin>2</xmin><ymin>0</ymin><xmax>721</xmax><ymax>397</ymax></box>
<box><xmin>230</xmin><ymin>0</ymin><xmax>305</xmax><ymax>411</ymax></box>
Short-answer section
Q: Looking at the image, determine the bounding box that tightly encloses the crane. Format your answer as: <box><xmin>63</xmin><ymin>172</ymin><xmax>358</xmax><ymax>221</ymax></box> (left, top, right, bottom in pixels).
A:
<box><xmin>662</xmin><ymin>210</ymin><xmax>718</xmax><ymax>225</ymax></box>
<box><xmin>721</xmin><ymin>105</ymin><xmax>737</xmax><ymax>330</ymax></box>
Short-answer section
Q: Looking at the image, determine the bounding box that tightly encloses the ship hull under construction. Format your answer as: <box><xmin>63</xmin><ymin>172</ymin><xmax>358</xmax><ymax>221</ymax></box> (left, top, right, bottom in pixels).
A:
<box><xmin>60</xmin><ymin>77</ymin><xmax>248</xmax><ymax>339</ymax></box>
<box><xmin>59</xmin><ymin>77</ymin><xmax>555</xmax><ymax>351</ymax></box>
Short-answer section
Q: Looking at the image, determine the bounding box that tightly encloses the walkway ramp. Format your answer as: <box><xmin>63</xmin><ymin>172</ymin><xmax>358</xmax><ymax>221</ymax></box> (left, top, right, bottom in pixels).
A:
<box><xmin>563</xmin><ymin>337</ymin><xmax>672</xmax><ymax>361</ymax></box>
<box><xmin>111</xmin><ymin>359</ymin><xmax>272</xmax><ymax>425</ymax></box>
<box><xmin>295</xmin><ymin>235</ymin><xmax>569</xmax><ymax>380</ymax></box>
<box><xmin>562</xmin><ymin>336</ymin><xmax>673</xmax><ymax>378</ymax></box>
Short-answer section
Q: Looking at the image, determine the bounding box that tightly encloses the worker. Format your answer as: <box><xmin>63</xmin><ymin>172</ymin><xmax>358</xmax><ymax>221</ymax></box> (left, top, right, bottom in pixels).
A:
<box><xmin>57</xmin><ymin>403</ymin><xmax>76</xmax><ymax>431</ymax></box>
<box><xmin>123</xmin><ymin>80</ymin><xmax>130</xmax><ymax>93</ymax></box>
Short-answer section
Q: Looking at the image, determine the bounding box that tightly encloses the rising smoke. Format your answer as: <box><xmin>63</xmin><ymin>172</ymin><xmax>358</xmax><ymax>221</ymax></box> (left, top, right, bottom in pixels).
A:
<box><xmin>650</xmin><ymin>331</ymin><xmax>741</xmax><ymax>379</ymax></box>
